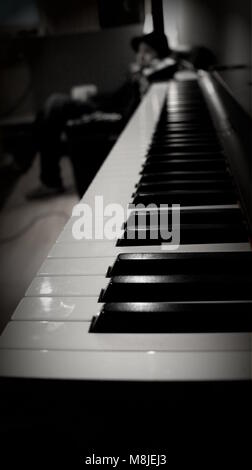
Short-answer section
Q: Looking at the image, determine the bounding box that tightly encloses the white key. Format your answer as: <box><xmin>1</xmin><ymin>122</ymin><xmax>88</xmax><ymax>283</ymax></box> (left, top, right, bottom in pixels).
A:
<box><xmin>49</xmin><ymin>241</ymin><xmax>251</xmax><ymax>259</ymax></box>
<box><xmin>0</xmin><ymin>321</ymin><xmax>250</xmax><ymax>352</ymax></box>
<box><xmin>49</xmin><ymin>242</ymin><xmax>165</xmax><ymax>258</ymax></box>
<box><xmin>12</xmin><ymin>297</ymin><xmax>100</xmax><ymax>321</ymax></box>
<box><xmin>25</xmin><ymin>276</ymin><xmax>106</xmax><ymax>297</ymax></box>
<box><xmin>38</xmin><ymin>257</ymin><xmax>113</xmax><ymax>276</ymax></box>
<box><xmin>0</xmin><ymin>349</ymin><xmax>250</xmax><ymax>381</ymax></box>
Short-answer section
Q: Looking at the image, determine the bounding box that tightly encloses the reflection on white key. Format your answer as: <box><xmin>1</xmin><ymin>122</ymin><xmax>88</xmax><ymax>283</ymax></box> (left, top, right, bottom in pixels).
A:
<box><xmin>26</xmin><ymin>276</ymin><xmax>106</xmax><ymax>297</ymax></box>
<box><xmin>12</xmin><ymin>297</ymin><xmax>100</xmax><ymax>321</ymax></box>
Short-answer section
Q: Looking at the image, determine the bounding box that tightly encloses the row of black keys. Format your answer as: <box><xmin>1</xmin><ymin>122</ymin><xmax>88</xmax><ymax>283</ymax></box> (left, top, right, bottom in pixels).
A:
<box><xmin>90</xmin><ymin>253</ymin><xmax>252</xmax><ymax>333</ymax></box>
<box><xmin>117</xmin><ymin>84</ymin><xmax>248</xmax><ymax>244</ymax></box>
<box><xmin>91</xmin><ymin>83</ymin><xmax>251</xmax><ymax>333</ymax></box>
<box><xmin>117</xmin><ymin>207</ymin><xmax>248</xmax><ymax>244</ymax></box>
<box><xmin>134</xmin><ymin>99</ymin><xmax>236</xmax><ymax>205</ymax></box>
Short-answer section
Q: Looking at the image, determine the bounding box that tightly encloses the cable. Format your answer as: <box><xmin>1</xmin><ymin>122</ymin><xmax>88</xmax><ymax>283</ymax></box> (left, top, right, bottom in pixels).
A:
<box><xmin>0</xmin><ymin>211</ymin><xmax>69</xmax><ymax>244</ymax></box>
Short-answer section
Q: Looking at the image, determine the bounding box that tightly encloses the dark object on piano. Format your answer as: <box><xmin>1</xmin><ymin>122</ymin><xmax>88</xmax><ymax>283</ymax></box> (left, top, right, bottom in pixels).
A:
<box><xmin>176</xmin><ymin>45</ymin><xmax>217</xmax><ymax>71</ymax></box>
<box><xmin>131</xmin><ymin>32</ymin><xmax>178</xmax><ymax>80</ymax></box>
<box><xmin>131</xmin><ymin>31</ymin><xmax>172</xmax><ymax>58</ymax></box>
<box><xmin>189</xmin><ymin>46</ymin><xmax>217</xmax><ymax>70</ymax></box>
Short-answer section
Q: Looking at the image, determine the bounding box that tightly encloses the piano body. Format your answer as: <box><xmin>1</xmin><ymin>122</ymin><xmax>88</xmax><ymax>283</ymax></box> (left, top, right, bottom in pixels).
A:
<box><xmin>0</xmin><ymin>69</ymin><xmax>251</xmax><ymax>465</ymax></box>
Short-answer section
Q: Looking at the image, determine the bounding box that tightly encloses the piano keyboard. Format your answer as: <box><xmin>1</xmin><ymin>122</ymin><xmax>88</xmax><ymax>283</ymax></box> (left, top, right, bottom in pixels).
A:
<box><xmin>1</xmin><ymin>71</ymin><xmax>251</xmax><ymax>467</ymax></box>
<box><xmin>0</xmin><ymin>73</ymin><xmax>251</xmax><ymax>383</ymax></box>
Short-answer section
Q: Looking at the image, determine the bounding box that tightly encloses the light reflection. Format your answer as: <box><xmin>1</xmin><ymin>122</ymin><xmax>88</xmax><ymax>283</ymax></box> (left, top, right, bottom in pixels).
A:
<box><xmin>40</xmin><ymin>299</ymin><xmax>76</xmax><ymax>318</ymax></box>
<box><xmin>41</xmin><ymin>297</ymin><xmax>53</xmax><ymax>312</ymax></box>
<box><xmin>40</xmin><ymin>279</ymin><xmax>53</xmax><ymax>295</ymax></box>
<box><xmin>147</xmin><ymin>350</ymin><xmax>156</xmax><ymax>355</ymax></box>
<box><xmin>168</xmin><ymin>82</ymin><xmax>179</xmax><ymax>103</ymax></box>
<box><xmin>143</xmin><ymin>12</ymin><xmax>153</xmax><ymax>34</ymax></box>
<box><xmin>60</xmin><ymin>301</ymin><xmax>75</xmax><ymax>318</ymax></box>
<box><xmin>47</xmin><ymin>322</ymin><xmax>64</xmax><ymax>332</ymax></box>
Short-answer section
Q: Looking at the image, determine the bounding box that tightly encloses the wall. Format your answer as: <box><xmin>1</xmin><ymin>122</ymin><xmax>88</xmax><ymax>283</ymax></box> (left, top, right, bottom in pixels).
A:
<box><xmin>0</xmin><ymin>0</ymin><xmax>39</xmax><ymax>28</ymax></box>
<box><xmin>37</xmin><ymin>0</ymin><xmax>100</xmax><ymax>34</ymax></box>
<box><xmin>0</xmin><ymin>55</ymin><xmax>34</xmax><ymax>119</ymax></box>
<box><xmin>163</xmin><ymin>0</ymin><xmax>251</xmax><ymax>114</ymax></box>
<box><xmin>0</xmin><ymin>24</ymin><xmax>142</xmax><ymax>119</ymax></box>
<box><xmin>29</xmin><ymin>25</ymin><xmax>143</xmax><ymax>110</ymax></box>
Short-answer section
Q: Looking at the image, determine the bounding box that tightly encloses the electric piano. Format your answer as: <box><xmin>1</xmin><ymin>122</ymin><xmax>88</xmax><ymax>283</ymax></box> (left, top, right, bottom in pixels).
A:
<box><xmin>0</xmin><ymin>71</ymin><xmax>251</xmax><ymax>465</ymax></box>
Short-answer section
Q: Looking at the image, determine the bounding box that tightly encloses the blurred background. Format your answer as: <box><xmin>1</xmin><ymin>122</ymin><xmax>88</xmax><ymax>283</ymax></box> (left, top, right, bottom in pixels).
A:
<box><xmin>0</xmin><ymin>0</ymin><xmax>251</xmax><ymax>118</ymax></box>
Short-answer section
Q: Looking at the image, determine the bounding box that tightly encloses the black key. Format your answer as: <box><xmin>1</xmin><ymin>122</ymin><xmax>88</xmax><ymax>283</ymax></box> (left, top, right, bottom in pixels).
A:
<box><xmin>139</xmin><ymin>170</ymin><xmax>231</xmax><ymax>183</ymax></box>
<box><xmin>166</xmin><ymin>106</ymin><xmax>210</xmax><ymax>110</ymax></box>
<box><xmin>156</xmin><ymin>118</ymin><xmax>214</xmax><ymax>125</ymax></box>
<box><xmin>108</xmin><ymin>253</ymin><xmax>252</xmax><ymax>276</ymax></box>
<box><xmin>133</xmin><ymin>189</ymin><xmax>237</xmax><ymax>205</ymax></box>
<box><xmin>118</xmin><ymin>223</ymin><xmax>248</xmax><ymax>244</ymax></box>
<box><xmin>153</xmin><ymin>128</ymin><xmax>216</xmax><ymax>135</ymax></box>
<box><xmin>142</xmin><ymin>159</ymin><xmax>227</xmax><ymax>172</ymax></box>
<box><xmin>151</xmin><ymin>137</ymin><xmax>220</xmax><ymax>145</ymax></box>
<box><xmin>157</xmin><ymin>116</ymin><xmax>214</xmax><ymax>124</ymax></box>
<box><xmin>90</xmin><ymin>302</ymin><xmax>252</xmax><ymax>333</ymax></box>
<box><xmin>148</xmin><ymin>152</ymin><xmax>222</xmax><ymax>160</ymax></box>
<box><xmin>149</xmin><ymin>143</ymin><xmax>222</xmax><ymax>152</ymax></box>
<box><xmin>164</xmin><ymin>117</ymin><xmax>213</xmax><ymax>124</ymax></box>
<box><xmin>136</xmin><ymin>180</ymin><xmax>234</xmax><ymax>191</ymax></box>
<box><xmin>118</xmin><ymin>227</ymin><xmax>248</xmax><ymax>245</ymax></box>
<box><xmin>146</xmin><ymin>152</ymin><xmax>224</xmax><ymax>160</ymax></box>
<box><xmin>153</xmin><ymin>128</ymin><xmax>218</xmax><ymax>135</ymax></box>
<box><xmin>126</xmin><ymin>208</ymin><xmax>244</xmax><ymax>226</ymax></box>
<box><xmin>155</xmin><ymin>126</ymin><xmax>215</xmax><ymax>134</ymax></box>
<box><xmin>100</xmin><ymin>274</ymin><xmax>252</xmax><ymax>302</ymax></box>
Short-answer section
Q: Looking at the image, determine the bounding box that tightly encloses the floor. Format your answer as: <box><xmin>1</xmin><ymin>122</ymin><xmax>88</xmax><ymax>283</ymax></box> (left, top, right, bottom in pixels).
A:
<box><xmin>0</xmin><ymin>155</ymin><xmax>78</xmax><ymax>334</ymax></box>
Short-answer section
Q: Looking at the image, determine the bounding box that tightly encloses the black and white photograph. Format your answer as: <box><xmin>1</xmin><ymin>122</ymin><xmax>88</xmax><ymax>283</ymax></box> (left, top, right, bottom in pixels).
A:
<box><xmin>0</xmin><ymin>0</ymin><xmax>251</xmax><ymax>467</ymax></box>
